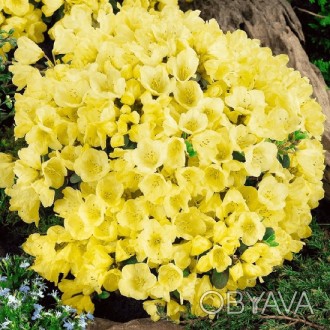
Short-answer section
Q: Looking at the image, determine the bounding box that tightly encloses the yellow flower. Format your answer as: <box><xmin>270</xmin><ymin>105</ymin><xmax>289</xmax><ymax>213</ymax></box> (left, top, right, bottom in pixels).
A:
<box><xmin>54</xmin><ymin>187</ymin><xmax>83</xmax><ymax>218</ymax></box>
<box><xmin>158</xmin><ymin>263</ymin><xmax>183</xmax><ymax>292</ymax></box>
<box><xmin>74</xmin><ymin>147</ymin><xmax>110</xmax><ymax>182</ymax></box>
<box><xmin>14</xmin><ymin>36</ymin><xmax>44</xmax><ymax>64</ymax></box>
<box><xmin>9</xmin><ymin>64</ymin><xmax>39</xmax><ymax>91</ymax></box>
<box><xmin>225</xmin><ymin>86</ymin><xmax>266</xmax><ymax>115</ymax></box>
<box><xmin>166</xmin><ymin>299</ymin><xmax>186</xmax><ymax>323</ymax></box>
<box><xmin>78</xmin><ymin>194</ymin><xmax>106</xmax><ymax>228</ymax></box>
<box><xmin>244</xmin><ymin>141</ymin><xmax>278</xmax><ymax>177</ymax></box>
<box><xmin>236</xmin><ymin>212</ymin><xmax>266</xmax><ymax>246</ymax></box>
<box><xmin>300</xmin><ymin>99</ymin><xmax>325</xmax><ymax>138</ymax></box>
<box><xmin>173</xmin><ymin>241</ymin><xmax>192</xmax><ymax>270</ymax></box>
<box><xmin>6</xmin><ymin>183</ymin><xmax>40</xmax><ymax>224</ymax></box>
<box><xmin>229</xmin><ymin>124</ymin><xmax>257</xmax><ymax>151</ymax></box>
<box><xmin>163</xmin><ymin>137</ymin><xmax>186</xmax><ymax>171</ymax></box>
<box><xmin>229</xmin><ymin>261</ymin><xmax>244</xmax><ymax>282</ymax></box>
<box><xmin>191</xmin><ymin>275</ymin><xmax>217</xmax><ymax>317</ymax></box>
<box><xmin>115</xmin><ymin>238</ymin><xmax>136</xmax><ymax>262</ymax></box>
<box><xmin>294</xmin><ymin>139</ymin><xmax>325</xmax><ymax>181</ymax></box>
<box><xmin>25</xmin><ymin>123</ymin><xmax>62</xmax><ymax>155</ymax></box>
<box><xmin>93</xmin><ymin>215</ymin><xmax>118</xmax><ymax>242</ymax></box>
<box><xmin>174</xmin><ymin>80</ymin><xmax>203</xmax><ymax>109</ymax></box>
<box><xmin>41</xmin><ymin>0</ymin><xmax>64</xmax><ymax>17</ymax></box>
<box><xmin>138</xmin><ymin>219</ymin><xmax>176</xmax><ymax>263</ymax></box>
<box><xmin>130</xmin><ymin>139</ymin><xmax>166</xmax><ymax>173</ymax></box>
<box><xmin>139</xmin><ymin>173</ymin><xmax>170</xmax><ymax>204</ymax></box>
<box><xmin>4</xmin><ymin>0</ymin><xmax>29</xmax><ymax>16</ymax></box>
<box><xmin>96</xmin><ymin>173</ymin><xmax>124</xmax><ymax>207</ymax></box>
<box><xmin>168</xmin><ymin>47</ymin><xmax>199</xmax><ymax>81</ymax></box>
<box><xmin>64</xmin><ymin>213</ymin><xmax>94</xmax><ymax>240</ymax></box>
<box><xmin>190</xmin><ymin>130</ymin><xmax>221</xmax><ymax>166</ymax></box>
<box><xmin>58</xmin><ymin>145</ymin><xmax>82</xmax><ymax>171</ymax></box>
<box><xmin>140</xmin><ymin>65</ymin><xmax>172</xmax><ymax>96</ymax></box>
<box><xmin>143</xmin><ymin>300</ymin><xmax>166</xmax><ymax>322</ymax></box>
<box><xmin>42</xmin><ymin>157</ymin><xmax>67</xmax><ymax>189</ymax></box>
<box><xmin>178</xmin><ymin>108</ymin><xmax>208</xmax><ymax>134</ymax></box>
<box><xmin>118</xmin><ymin>263</ymin><xmax>157</xmax><ymax>300</ymax></box>
<box><xmin>209</xmin><ymin>245</ymin><xmax>232</xmax><ymax>272</ymax></box>
<box><xmin>198</xmin><ymin>97</ymin><xmax>225</xmax><ymax>129</ymax></box>
<box><xmin>116</xmin><ymin>198</ymin><xmax>148</xmax><ymax>232</ymax></box>
<box><xmin>258</xmin><ymin>175</ymin><xmax>288</xmax><ymax>211</ymax></box>
<box><xmin>204</xmin><ymin>164</ymin><xmax>227</xmax><ymax>194</ymax></box>
<box><xmin>102</xmin><ymin>269</ymin><xmax>122</xmax><ymax>292</ymax></box>
<box><xmin>0</xmin><ymin>153</ymin><xmax>15</xmax><ymax>188</ymax></box>
<box><xmin>174</xmin><ymin>207</ymin><xmax>207</xmax><ymax>240</ymax></box>
<box><xmin>177</xmin><ymin>273</ymin><xmax>197</xmax><ymax>304</ymax></box>
<box><xmin>54</xmin><ymin>79</ymin><xmax>90</xmax><ymax>108</ymax></box>
<box><xmin>31</xmin><ymin>178</ymin><xmax>55</xmax><ymax>207</ymax></box>
<box><xmin>175</xmin><ymin>166</ymin><xmax>204</xmax><ymax>197</ymax></box>
<box><xmin>62</xmin><ymin>294</ymin><xmax>95</xmax><ymax>314</ymax></box>
<box><xmin>218</xmin><ymin>188</ymin><xmax>248</xmax><ymax>219</ymax></box>
<box><xmin>190</xmin><ymin>235</ymin><xmax>212</xmax><ymax>256</ymax></box>
<box><xmin>163</xmin><ymin>185</ymin><xmax>190</xmax><ymax>218</ymax></box>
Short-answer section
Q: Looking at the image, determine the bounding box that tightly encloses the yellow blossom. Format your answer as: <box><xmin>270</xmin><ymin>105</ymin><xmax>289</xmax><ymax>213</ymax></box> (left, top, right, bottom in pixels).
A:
<box><xmin>140</xmin><ymin>65</ymin><xmax>172</xmax><ymax>96</ymax></box>
<box><xmin>167</xmin><ymin>47</ymin><xmax>199</xmax><ymax>82</ymax></box>
<box><xmin>174</xmin><ymin>80</ymin><xmax>203</xmax><ymax>109</ymax></box>
<box><xmin>236</xmin><ymin>212</ymin><xmax>266</xmax><ymax>246</ymax></box>
<box><xmin>130</xmin><ymin>139</ymin><xmax>166</xmax><ymax>173</ymax></box>
<box><xmin>74</xmin><ymin>147</ymin><xmax>110</xmax><ymax>182</ymax></box>
<box><xmin>118</xmin><ymin>263</ymin><xmax>157</xmax><ymax>300</ymax></box>
<box><xmin>0</xmin><ymin>153</ymin><xmax>15</xmax><ymax>188</ymax></box>
<box><xmin>138</xmin><ymin>173</ymin><xmax>170</xmax><ymax>204</ymax></box>
<box><xmin>138</xmin><ymin>219</ymin><xmax>176</xmax><ymax>263</ymax></box>
<box><xmin>244</xmin><ymin>141</ymin><xmax>278</xmax><ymax>177</ymax></box>
<box><xmin>96</xmin><ymin>173</ymin><xmax>124</xmax><ymax>207</ymax></box>
<box><xmin>42</xmin><ymin>157</ymin><xmax>67</xmax><ymax>189</ymax></box>
<box><xmin>14</xmin><ymin>36</ymin><xmax>44</xmax><ymax>64</ymax></box>
<box><xmin>258</xmin><ymin>175</ymin><xmax>288</xmax><ymax>211</ymax></box>
<box><xmin>4</xmin><ymin>0</ymin><xmax>30</xmax><ymax>17</ymax></box>
<box><xmin>178</xmin><ymin>108</ymin><xmax>208</xmax><ymax>135</ymax></box>
<box><xmin>158</xmin><ymin>263</ymin><xmax>183</xmax><ymax>293</ymax></box>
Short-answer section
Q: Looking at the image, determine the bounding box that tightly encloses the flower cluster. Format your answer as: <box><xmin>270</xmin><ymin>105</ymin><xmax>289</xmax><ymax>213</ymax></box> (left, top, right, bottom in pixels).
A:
<box><xmin>0</xmin><ymin>0</ymin><xmax>325</xmax><ymax>322</ymax></box>
<box><xmin>0</xmin><ymin>254</ymin><xmax>94</xmax><ymax>329</ymax></box>
<box><xmin>0</xmin><ymin>0</ymin><xmax>123</xmax><ymax>57</ymax></box>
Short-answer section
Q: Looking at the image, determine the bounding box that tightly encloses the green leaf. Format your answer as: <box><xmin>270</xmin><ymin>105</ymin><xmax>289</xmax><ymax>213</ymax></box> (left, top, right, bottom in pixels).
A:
<box><xmin>237</xmin><ymin>242</ymin><xmax>248</xmax><ymax>255</ymax></box>
<box><xmin>185</xmin><ymin>140</ymin><xmax>197</xmax><ymax>157</ymax></box>
<box><xmin>232</xmin><ymin>151</ymin><xmax>246</xmax><ymax>162</ymax></box>
<box><xmin>281</xmin><ymin>154</ymin><xmax>290</xmax><ymax>168</ymax></box>
<box><xmin>172</xmin><ymin>290</ymin><xmax>180</xmax><ymax>300</ymax></box>
<box><xmin>211</xmin><ymin>268</ymin><xmax>229</xmax><ymax>289</ymax></box>
<box><xmin>183</xmin><ymin>268</ymin><xmax>190</xmax><ymax>277</ymax></box>
<box><xmin>122</xmin><ymin>256</ymin><xmax>138</xmax><ymax>266</ymax></box>
<box><xmin>263</xmin><ymin>227</ymin><xmax>279</xmax><ymax>247</ymax></box>
<box><xmin>265</xmin><ymin>240</ymin><xmax>279</xmax><ymax>247</ymax></box>
<box><xmin>98</xmin><ymin>291</ymin><xmax>110</xmax><ymax>299</ymax></box>
<box><xmin>123</xmin><ymin>135</ymin><xmax>137</xmax><ymax>150</ymax></box>
<box><xmin>263</xmin><ymin>227</ymin><xmax>275</xmax><ymax>241</ymax></box>
<box><xmin>293</xmin><ymin>130</ymin><xmax>308</xmax><ymax>141</ymax></box>
<box><xmin>69</xmin><ymin>173</ymin><xmax>81</xmax><ymax>184</ymax></box>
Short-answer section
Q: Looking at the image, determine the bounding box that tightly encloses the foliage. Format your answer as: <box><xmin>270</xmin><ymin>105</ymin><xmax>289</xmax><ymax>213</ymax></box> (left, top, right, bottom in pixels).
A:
<box><xmin>290</xmin><ymin>0</ymin><xmax>330</xmax><ymax>86</ymax></box>
<box><xmin>0</xmin><ymin>0</ymin><xmax>327</xmax><ymax>324</ymax></box>
<box><xmin>0</xmin><ymin>254</ymin><xmax>94</xmax><ymax>329</ymax></box>
<box><xmin>0</xmin><ymin>30</ymin><xmax>16</xmax><ymax>125</ymax></box>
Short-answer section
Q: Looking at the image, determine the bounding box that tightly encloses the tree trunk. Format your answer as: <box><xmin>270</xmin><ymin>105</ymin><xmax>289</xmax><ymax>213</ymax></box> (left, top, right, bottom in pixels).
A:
<box><xmin>180</xmin><ymin>0</ymin><xmax>330</xmax><ymax>199</ymax></box>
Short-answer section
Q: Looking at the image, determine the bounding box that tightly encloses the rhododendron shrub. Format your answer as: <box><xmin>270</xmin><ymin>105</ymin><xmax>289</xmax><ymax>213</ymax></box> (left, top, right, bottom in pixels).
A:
<box><xmin>0</xmin><ymin>0</ymin><xmax>325</xmax><ymax>322</ymax></box>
